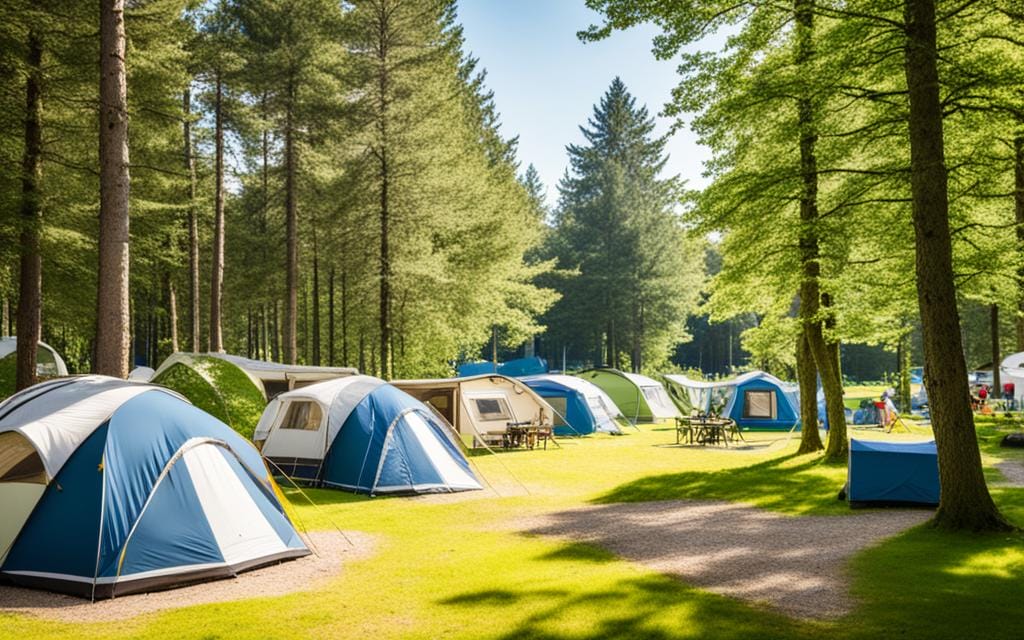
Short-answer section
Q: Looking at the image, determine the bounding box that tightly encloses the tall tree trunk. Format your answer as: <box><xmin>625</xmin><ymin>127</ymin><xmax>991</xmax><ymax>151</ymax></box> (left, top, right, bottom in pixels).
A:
<box><xmin>271</xmin><ymin>300</ymin><xmax>280</xmax><ymax>362</ymax></box>
<box><xmin>261</xmin><ymin>303</ymin><xmax>268</xmax><ymax>360</ymax></box>
<box><xmin>328</xmin><ymin>265</ymin><xmax>335</xmax><ymax>366</ymax></box>
<box><xmin>991</xmin><ymin>304</ymin><xmax>1001</xmax><ymax>393</ymax></box>
<box><xmin>312</xmin><ymin>226</ymin><xmax>321</xmax><ymax>366</ymax></box>
<box><xmin>795</xmin><ymin>0</ymin><xmax>844</xmax><ymax>458</ymax></box>
<box><xmin>16</xmin><ymin>30</ymin><xmax>43</xmax><ymax>391</ymax></box>
<box><xmin>209</xmin><ymin>71</ymin><xmax>225</xmax><ymax>353</ymax></box>
<box><xmin>95</xmin><ymin>0</ymin><xmax>131</xmax><ymax>378</ymax></box>
<box><xmin>492</xmin><ymin>325</ymin><xmax>498</xmax><ymax>368</ymax></box>
<box><xmin>903</xmin><ymin>0</ymin><xmax>1009</xmax><ymax>530</ymax></box>
<box><xmin>166</xmin><ymin>275</ymin><xmax>178</xmax><ymax>354</ymax></box>
<box><xmin>246</xmin><ymin>308</ymin><xmax>253</xmax><ymax>359</ymax></box>
<box><xmin>284</xmin><ymin>87</ymin><xmax>298</xmax><ymax>364</ymax></box>
<box><xmin>796</xmin><ymin>329</ymin><xmax>823</xmax><ymax>453</ymax></box>
<box><xmin>1016</xmin><ymin>132</ymin><xmax>1024</xmax><ymax>351</ymax></box>
<box><xmin>341</xmin><ymin>268</ymin><xmax>348</xmax><ymax>366</ymax></box>
<box><xmin>184</xmin><ymin>88</ymin><xmax>200</xmax><ymax>353</ymax></box>
<box><xmin>2</xmin><ymin>297</ymin><xmax>9</xmax><ymax>338</ymax></box>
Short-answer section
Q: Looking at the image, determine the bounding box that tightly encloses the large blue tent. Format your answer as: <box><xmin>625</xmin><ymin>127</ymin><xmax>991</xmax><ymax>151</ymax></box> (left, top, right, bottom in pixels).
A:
<box><xmin>518</xmin><ymin>374</ymin><xmax>624</xmax><ymax>436</ymax></box>
<box><xmin>255</xmin><ymin>376</ymin><xmax>482</xmax><ymax>495</ymax></box>
<box><xmin>847</xmin><ymin>439</ymin><xmax>939</xmax><ymax>506</ymax></box>
<box><xmin>0</xmin><ymin>376</ymin><xmax>308</xmax><ymax>599</ymax></box>
<box><xmin>663</xmin><ymin>371</ymin><xmax>801</xmax><ymax>430</ymax></box>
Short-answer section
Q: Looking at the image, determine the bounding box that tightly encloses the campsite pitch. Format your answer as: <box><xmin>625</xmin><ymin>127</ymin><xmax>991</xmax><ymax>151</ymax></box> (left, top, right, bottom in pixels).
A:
<box><xmin>0</xmin><ymin>531</ymin><xmax>373</xmax><ymax>623</ymax></box>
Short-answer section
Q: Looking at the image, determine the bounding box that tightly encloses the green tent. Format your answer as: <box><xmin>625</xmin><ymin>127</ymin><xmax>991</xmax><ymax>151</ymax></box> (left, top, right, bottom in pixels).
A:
<box><xmin>575</xmin><ymin>368</ymin><xmax>681</xmax><ymax>424</ymax></box>
<box><xmin>150</xmin><ymin>354</ymin><xmax>266</xmax><ymax>439</ymax></box>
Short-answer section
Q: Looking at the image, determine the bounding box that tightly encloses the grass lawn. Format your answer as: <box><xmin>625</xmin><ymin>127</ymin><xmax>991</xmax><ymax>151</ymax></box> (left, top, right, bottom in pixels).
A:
<box><xmin>2</xmin><ymin>392</ymin><xmax>1023</xmax><ymax>639</ymax></box>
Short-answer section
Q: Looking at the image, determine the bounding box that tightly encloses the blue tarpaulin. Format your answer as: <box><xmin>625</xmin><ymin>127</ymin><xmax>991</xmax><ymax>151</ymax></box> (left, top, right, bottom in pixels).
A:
<box><xmin>457</xmin><ymin>357</ymin><xmax>547</xmax><ymax>378</ymax></box>
<box><xmin>847</xmin><ymin>439</ymin><xmax>939</xmax><ymax>506</ymax></box>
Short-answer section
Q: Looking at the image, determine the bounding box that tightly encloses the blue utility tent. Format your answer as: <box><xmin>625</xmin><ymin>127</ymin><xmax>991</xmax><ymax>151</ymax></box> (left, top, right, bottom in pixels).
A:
<box><xmin>518</xmin><ymin>374</ymin><xmax>624</xmax><ymax>436</ymax></box>
<box><xmin>663</xmin><ymin>371</ymin><xmax>801</xmax><ymax>431</ymax></box>
<box><xmin>255</xmin><ymin>376</ymin><xmax>482</xmax><ymax>495</ymax></box>
<box><xmin>847</xmin><ymin>439</ymin><xmax>939</xmax><ymax>506</ymax></box>
<box><xmin>0</xmin><ymin>376</ymin><xmax>308</xmax><ymax>599</ymax></box>
<box><xmin>457</xmin><ymin>357</ymin><xmax>547</xmax><ymax>378</ymax></box>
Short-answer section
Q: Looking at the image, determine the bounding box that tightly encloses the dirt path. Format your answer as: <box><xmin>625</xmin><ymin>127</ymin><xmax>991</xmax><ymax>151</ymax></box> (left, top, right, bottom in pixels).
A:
<box><xmin>518</xmin><ymin>500</ymin><xmax>930</xmax><ymax>620</ymax></box>
<box><xmin>995</xmin><ymin>460</ymin><xmax>1024</xmax><ymax>487</ymax></box>
<box><xmin>0</xmin><ymin>530</ymin><xmax>373</xmax><ymax>623</ymax></box>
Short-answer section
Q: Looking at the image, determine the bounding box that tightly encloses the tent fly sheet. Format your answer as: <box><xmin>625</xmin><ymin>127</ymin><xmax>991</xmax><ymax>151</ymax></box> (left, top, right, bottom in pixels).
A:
<box><xmin>663</xmin><ymin>371</ymin><xmax>801</xmax><ymax>431</ymax></box>
<box><xmin>518</xmin><ymin>374</ymin><xmax>624</xmax><ymax>435</ymax></box>
<box><xmin>575</xmin><ymin>369</ymin><xmax>680</xmax><ymax>423</ymax></box>
<box><xmin>0</xmin><ymin>376</ymin><xmax>307</xmax><ymax>598</ymax></box>
<box><xmin>255</xmin><ymin>376</ymin><xmax>482</xmax><ymax>495</ymax></box>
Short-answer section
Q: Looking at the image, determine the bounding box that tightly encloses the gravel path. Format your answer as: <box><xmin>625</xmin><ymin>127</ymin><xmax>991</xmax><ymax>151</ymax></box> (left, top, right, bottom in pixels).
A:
<box><xmin>518</xmin><ymin>500</ymin><xmax>930</xmax><ymax>620</ymax></box>
<box><xmin>0</xmin><ymin>530</ymin><xmax>373</xmax><ymax>623</ymax></box>
<box><xmin>995</xmin><ymin>460</ymin><xmax>1024</xmax><ymax>487</ymax></box>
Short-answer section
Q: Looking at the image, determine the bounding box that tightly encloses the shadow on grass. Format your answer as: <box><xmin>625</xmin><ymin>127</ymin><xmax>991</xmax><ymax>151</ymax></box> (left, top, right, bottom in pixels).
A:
<box><xmin>844</xmin><ymin>511</ymin><xmax>1024</xmax><ymax>640</ymax></box>
<box><xmin>592</xmin><ymin>453</ymin><xmax>848</xmax><ymax>516</ymax></box>
<box><xmin>438</xmin><ymin>550</ymin><xmax>815</xmax><ymax>640</ymax></box>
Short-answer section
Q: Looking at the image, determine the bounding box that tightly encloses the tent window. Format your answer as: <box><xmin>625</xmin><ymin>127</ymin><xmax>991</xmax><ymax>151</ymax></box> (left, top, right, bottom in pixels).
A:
<box><xmin>0</xmin><ymin>432</ymin><xmax>46</xmax><ymax>484</ymax></box>
<box><xmin>546</xmin><ymin>396</ymin><xmax>568</xmax><ymax>426</ymax></box>
<box><xmin>280</xmin><ymin>401</ymin><xmax>324</xmax><ymax>431</ymax></box>
<box><xmin>743</xmin><ymin>390</ymin><xmax>776</xmax><ymax>419</ymax></box>
<box><xmin>641</xmin><ymin>386</ymin><xmax>671</xmax><ymax>408</ymax></box>
<box><xmin>473</xmin><ymin>397</ymin><xmax>510</xmax><ymax>421</ymax></box>
<box><xmin>35</xmin><ymin>348</ymin><xmax>58</xmax><ymax>377</ymax></box>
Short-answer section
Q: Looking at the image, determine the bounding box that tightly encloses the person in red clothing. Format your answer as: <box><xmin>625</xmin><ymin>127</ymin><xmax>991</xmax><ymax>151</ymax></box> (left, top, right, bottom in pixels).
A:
<box><xmin>1004</xmin><ymin>381</ymin><xmax>1016</xmax><ymax>410</ymax></box>
<box><xmin>978</xmin><ymin>384</ymin><xmax>988</xmax><ymax>405</ymax></box>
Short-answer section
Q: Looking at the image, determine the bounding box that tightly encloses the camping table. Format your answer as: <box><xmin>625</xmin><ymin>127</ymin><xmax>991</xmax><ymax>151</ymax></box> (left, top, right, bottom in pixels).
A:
<box><xmin>690</xmin><ymin>418</ymin><xmax>736</xmax><ymax>446</ymax></box>
<box><xmin>503</xmin><ymin>423</ymin><xmax>554</xmax><ymax>450</ymax></box>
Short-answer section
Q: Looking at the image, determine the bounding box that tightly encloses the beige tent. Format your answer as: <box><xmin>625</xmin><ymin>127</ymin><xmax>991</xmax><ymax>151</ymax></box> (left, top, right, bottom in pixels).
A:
<box><xmin>392</xmin><ymin>374</ymin><xmax>555</xmax><ymax>447</ymax></box>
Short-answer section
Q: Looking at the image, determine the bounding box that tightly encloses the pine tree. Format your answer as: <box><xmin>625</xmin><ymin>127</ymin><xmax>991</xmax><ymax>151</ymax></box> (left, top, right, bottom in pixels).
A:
<box><xmin>545</xmin><ymin>78</ymin><xmax>703</xmax><ymax>372</ymax></box>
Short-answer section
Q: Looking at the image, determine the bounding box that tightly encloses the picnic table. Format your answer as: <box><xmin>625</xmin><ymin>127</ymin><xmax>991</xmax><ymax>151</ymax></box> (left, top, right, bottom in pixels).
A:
<box><xmin>675</xmin><ymin>415</ymin><xmax>742</xmax><ymax>446</ymax></box>
<box><xmin>502</xmin><ymin>421</ymin><xmax>555</xmax><ymax>450</ymax></box>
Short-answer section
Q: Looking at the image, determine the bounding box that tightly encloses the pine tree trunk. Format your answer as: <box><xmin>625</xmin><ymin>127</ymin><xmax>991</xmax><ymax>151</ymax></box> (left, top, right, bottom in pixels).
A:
<box><xmin>261</xmin><ymin>303</ymin><xmax>269</xmax><ymax>360</ymax></box>
<box><xmin>328</xmin><ymin>265</ymin><xmax>335</xmax><ymax>366</ymax></box>
<box><xmin>284</xmin><ymin>89</ymin><xmax>298</xmax><ymax>364</ymax></box>
<box><xmin>184</xmin><ymin>88</ymin><xmax>200</xmax><ymax>353</ymax></box>
<box><xmin>95</xmin><ymin>0</ymin><xmax>131</xmax><ymax>378</ymax></box>
<box><xmin>796</xmin><ymin>329</ymin><xmax>824</xmax><ymax>453</ymax></box>
<box><xmin>903</xmin><ymin>0</ymin><xmax>1009</xmax><ymax>531</ymax></box>
<box><xmin>312</xmin><ymin>228</ymin><xmax>321</xmax><ymax>366</ymax></box>
<box><xmin>271</xmin><ymin>300</ymin><xmax>280</xmax><ymax>362</ymax></box>
<box><xmin>1</xmin><ymin>297</ymin><xmax>9</xmax><ymax>338</ymax></box>
<box><xmin>166</xmin><ymin>275</ymin><xmax>179</xmax><ymax>353</ymax></box>
<box><xmin>16</xmin><ymin>30</ymin><xmax>43</xmax><ymax>391</ymax></box>
<box><xmin>209</xmin><ymin>71</ymin><xmax>225</xmax><ymax>353</ymax></box>
<box><xmin>341</xmin><ymin>268</ymin><xmax>348</xmax><ymax>366</ymax></box>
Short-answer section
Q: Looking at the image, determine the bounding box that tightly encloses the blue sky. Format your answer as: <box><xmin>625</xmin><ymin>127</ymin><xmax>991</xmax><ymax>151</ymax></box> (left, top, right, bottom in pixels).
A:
<box><xmin>457</xmin><ymin>0</ymin><xmax>714</xmax><ymax>206</ymax></box>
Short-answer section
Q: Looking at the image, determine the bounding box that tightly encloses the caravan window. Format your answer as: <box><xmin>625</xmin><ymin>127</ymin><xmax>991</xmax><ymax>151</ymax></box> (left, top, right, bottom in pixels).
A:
<box><xmin>473</xmin><ymin>397</ymin><xmax>511</xmax><ymax>421</ymax></box>
<box><xmin>280</xmin><ymin>401</ymin><xmax>324</xmax><ymax>431</ymax></box>
<box><xmin>743</xmin><ymin>390</ymin><xmax>777</xmax><ymax>419</ymax></box>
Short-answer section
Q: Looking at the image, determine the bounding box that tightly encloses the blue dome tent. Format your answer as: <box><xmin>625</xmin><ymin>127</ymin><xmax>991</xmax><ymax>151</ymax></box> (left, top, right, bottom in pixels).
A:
<box><xmin>518</xmin><ymin>374</ymin><xmax>624</xmax><ymax>435</ymax></box>
<box><xmin>0</xmin><ymin>376</ymin><xmax>308</xmax><ymax>599</ymax></box>
<box><xmin>663</xmin><ymin>371</ymin><xmax>801</xmax><ymax>431</ymax></box>
<box><xmin>254</xmin><ymin>376</ymin><xmax>482</xmax><ymax>495</ymax></box>
<box><xmin>846</xmin><ymin>439</ymin><xmax>939</xmax><ymax>507</ymax></box>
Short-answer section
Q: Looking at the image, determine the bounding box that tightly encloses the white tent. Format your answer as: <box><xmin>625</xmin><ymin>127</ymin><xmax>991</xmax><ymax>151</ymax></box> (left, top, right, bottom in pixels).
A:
<box><xmin>393</xmin><ymin>374</ymin><xmax>555</xmax><ymax>447</ymax></box>
<box><xmin>254</xmin><ymin>376</ymin><xmax>481</xmax><ymax>495</ymax></box>
<box><xmin>0</xmin><ymin>337</ymin><xmax>69</xmax><ymax>378</ymax></box>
